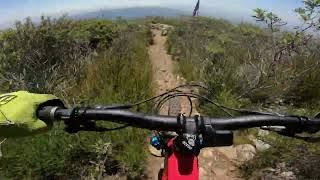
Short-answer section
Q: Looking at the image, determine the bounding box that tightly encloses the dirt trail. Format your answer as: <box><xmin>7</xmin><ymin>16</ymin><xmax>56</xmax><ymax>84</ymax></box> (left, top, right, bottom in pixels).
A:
<box><xmin>145</xmin><ymin>26</ymin><xmax>243</xmax><ymax>180</ymax></box>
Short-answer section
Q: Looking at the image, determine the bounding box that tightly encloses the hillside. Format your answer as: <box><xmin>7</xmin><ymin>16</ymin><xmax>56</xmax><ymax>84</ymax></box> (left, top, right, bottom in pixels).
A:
<box><xmin>0</xmin><ymin>7</ymin><xmax>186</xmax><ymax>29</ymax></box>
<box><xmin>72</xmin><ymin>7</ymin><xmax>187</xmax><ymax>20</ymax></box>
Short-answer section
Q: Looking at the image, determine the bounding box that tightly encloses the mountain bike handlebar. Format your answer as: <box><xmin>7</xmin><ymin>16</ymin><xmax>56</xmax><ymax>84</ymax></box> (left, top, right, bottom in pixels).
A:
<box><xmin>38</xmin><ymin>106</ymin><xmax>320</xmax><ymax>135</ymax></box>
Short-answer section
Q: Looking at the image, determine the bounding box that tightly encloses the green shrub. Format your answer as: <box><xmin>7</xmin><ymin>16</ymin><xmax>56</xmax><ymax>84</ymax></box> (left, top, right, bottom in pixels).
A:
<box><xmin>165</xmin><ymin>16</ymin><xmax>320</xmax><ymax>179</ymax></box>
<box><xmin>166</xmin><ymin>16</ymin><xmax>320</xmax><ymax>111</ymax></box>
<box><xmin>0</xmin><ymin>18</ymin><xmax>153</xmax><ymax>179</ymax></box>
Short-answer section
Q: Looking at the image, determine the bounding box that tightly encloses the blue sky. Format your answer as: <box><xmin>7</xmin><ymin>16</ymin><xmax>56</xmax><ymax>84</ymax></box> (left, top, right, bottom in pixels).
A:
<box><xmin>0</xmin><ymin>0</ymin><xmax>303</xmax><ymax>28</ymax></box>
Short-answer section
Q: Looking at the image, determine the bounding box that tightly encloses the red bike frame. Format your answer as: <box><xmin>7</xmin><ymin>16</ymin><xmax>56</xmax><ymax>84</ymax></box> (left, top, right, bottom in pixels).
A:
<box><xmin>161</xmin><ymin>139</ymin><xmax>199</xmax><ymax>180</ymax></box>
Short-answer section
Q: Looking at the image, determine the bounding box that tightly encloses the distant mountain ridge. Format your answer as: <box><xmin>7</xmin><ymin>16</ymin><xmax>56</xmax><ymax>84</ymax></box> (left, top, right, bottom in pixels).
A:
<box><xmin>72</xmin><ymin>7</ymin><xmax>188</xmax><ymax>20</ymax></box>
<box><xmin>0</xmin><ymin>7</ymin><xmax>187</xmax><ymax>29</ymax></box>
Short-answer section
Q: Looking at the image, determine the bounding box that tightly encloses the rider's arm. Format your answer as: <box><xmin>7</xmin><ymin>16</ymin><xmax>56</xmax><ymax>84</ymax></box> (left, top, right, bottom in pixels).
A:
<box><xmin>0</xmin><ymin>91</ymin><xmax>64</xmax><ymax>138</ymax></box>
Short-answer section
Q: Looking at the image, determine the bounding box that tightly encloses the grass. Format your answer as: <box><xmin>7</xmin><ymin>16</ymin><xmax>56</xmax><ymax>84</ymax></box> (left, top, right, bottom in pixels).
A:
<box><xmin>0</xmin><ymin>18</ymin><xmax>154</xmax><ymax>179</ymax></box>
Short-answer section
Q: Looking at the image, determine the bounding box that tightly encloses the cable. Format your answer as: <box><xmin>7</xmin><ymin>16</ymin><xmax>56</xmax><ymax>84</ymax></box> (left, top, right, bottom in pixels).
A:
<box><xmin>155</xmin><ymin>94</ymin><xmax>194</xmax><ymax>116</ymax></box>
<box><xmin>155</xmin><ymin>92</ymin><xmax>233</xmax><ymax>117</ymax></box>
<box><xmin>130</xmin><ymin>83</ymin><xmax>274</xmax><ymax>118</ymax></box>
<box><xmin>155</xmin><ymin>91</ymin><xmax>276</xmax><ymax>117</ymax></box>
<box><xmin>152</xmin><ymin>89</ymin><xmax>186</xmax><ymax>113</ymax></box>
<box><xmin>131</xmin><ymin>83</ymin><xmax>212</xmax><ymax>107</ymax></box>
<box><xmin>131</xmin><ymin>84</ymin><xmax>231</xmax><ymax>116</ymax></box>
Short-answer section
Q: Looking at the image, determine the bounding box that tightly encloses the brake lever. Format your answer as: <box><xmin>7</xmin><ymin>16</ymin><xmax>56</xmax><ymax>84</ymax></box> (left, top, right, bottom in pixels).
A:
<box><xmin>65</xmin><ymin>120</ymin><xmax>107</xmax><ymax>133</ymax></box>
<box><xmin>93</xmin><ymin>104</ymin><xmax>133</xmax><ymax>110</ymax></box>
<box><xmin>65</xmin><ymin>126</ymin><xmax>108</xmax><ymax>133</ymax></box>
<box><xmin>261</xmin><ymin>126</ymin><xmax>296</xmax><ymax>137</ymax></box>
<box><xmin>63</xmin><ymin>106</ymin><xmax>132</xmax><ymax>134</ymax></box>
<box><xmin>65</xmin><ymin>122</ymin><xmax>129</xmax><ymax>133</ymax></box>
<box><xmin>261</xmin><ymin>126</ymin><xmax>286</xmax><ymax>132</ymax></box>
